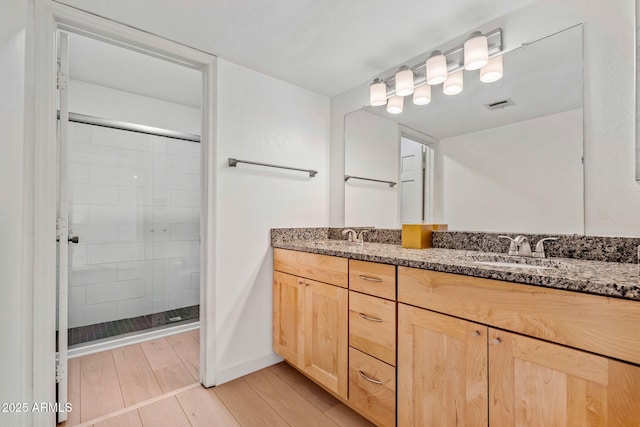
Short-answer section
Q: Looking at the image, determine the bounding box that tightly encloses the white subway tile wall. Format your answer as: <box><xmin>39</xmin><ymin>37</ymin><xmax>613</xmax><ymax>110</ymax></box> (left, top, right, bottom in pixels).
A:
<box><xmin>66</xmin><ymin>123</ymin><xmax>200</xmax><ymax>328</ymax></box>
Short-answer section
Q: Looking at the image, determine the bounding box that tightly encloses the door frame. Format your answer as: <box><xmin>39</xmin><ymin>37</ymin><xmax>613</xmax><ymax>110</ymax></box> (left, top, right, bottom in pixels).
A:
<box><xmin>33</xmin><ymin>1</ymin><xmax>217</xmax><ymax>423</ymax></box>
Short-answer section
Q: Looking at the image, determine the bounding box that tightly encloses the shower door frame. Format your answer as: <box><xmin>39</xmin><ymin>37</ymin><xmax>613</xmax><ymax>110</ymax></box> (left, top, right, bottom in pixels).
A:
<box><xmin>33</xmin><ymin>1</ymin><xmax>218</xmax><ymax>424</ymax></box>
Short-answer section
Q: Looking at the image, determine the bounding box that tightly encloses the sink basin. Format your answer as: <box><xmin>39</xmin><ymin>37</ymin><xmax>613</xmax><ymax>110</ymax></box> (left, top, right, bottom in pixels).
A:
<box><xmin>464</xmin><ymin>253</ymin><xmax>569</xmax><ymax>270</ymax></box>
<box><xmin>472</xmin><ymin>260</ymin><xmax>552</xmax><ymax>270</ymax></box>
<box><xmin>308</xmin><ymin>240</ymin><xmax>361</xmax><ymax>247</ymax></box>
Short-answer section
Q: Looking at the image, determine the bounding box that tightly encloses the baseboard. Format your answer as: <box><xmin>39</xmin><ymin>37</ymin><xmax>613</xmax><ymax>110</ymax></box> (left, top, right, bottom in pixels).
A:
<box><xmin>66</xmin><ymin>321</ymin><xmax>200</xmax><ymax>359</ymax></box>
<box><xmin>215</xmin><ymin>352</ymin><xmax>284</xmax><ymax>385</ymax></box>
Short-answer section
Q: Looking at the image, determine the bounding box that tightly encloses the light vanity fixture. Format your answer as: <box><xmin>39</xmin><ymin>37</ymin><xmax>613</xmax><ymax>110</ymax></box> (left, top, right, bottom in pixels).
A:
<box><xmin>368</xmin><ymin>28</ymin><xmax>503</xmax><ymax>110</ymax></box>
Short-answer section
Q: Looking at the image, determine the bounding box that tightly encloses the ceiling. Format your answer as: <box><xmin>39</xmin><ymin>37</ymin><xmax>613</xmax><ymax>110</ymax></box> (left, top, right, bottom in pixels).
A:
<box><xmin>68</xmin><ymin>33</ymin><xmax>202</xmax><ymax>108</ymax></box>
<box><xmin>57</xmin><ymin>0</ymin><xmax>535</xmax><ymax>97</ymax></box>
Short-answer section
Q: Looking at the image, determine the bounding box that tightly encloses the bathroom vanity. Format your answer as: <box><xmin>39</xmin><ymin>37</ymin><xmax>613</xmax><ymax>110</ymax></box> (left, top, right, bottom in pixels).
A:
<box><xmin>272</xmin><ymin>229</ymin><xmax>640</xmax><ymax>426</ymax></box>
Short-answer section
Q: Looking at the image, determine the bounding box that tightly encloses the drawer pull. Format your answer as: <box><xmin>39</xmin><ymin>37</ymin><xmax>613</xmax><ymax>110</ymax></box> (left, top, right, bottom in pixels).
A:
<box><xmin>358</xmin><ymin>274</ymin><xmax>383</xmax><ymax>282</ymax></box>
<box><xmin>358</xmin><ymin>370</ymin><xmax>383</xmax><ymax>385</ymax></box>
<box><xmin>359</xmin><ymin>313</ymin><xmax>383</xmax><ymax>323</ymax></box>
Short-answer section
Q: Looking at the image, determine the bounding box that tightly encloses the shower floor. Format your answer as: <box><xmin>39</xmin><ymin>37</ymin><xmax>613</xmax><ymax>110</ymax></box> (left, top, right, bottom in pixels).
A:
<box><xmin>68</xmin><ymin>305</ymin><xmax>199</xmax><ymax>347</ymax></box>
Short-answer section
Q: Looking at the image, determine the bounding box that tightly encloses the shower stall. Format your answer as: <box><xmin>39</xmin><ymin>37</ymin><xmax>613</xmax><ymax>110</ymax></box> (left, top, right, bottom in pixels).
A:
<box><xmin>59</xmin><ymin>116</ymin><xmax>201</xmax><ymax>347</ymax></box>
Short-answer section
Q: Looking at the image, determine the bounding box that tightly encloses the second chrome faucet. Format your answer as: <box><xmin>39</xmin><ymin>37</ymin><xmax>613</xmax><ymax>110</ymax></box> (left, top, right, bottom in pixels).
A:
<box><xmin>498</xmin><ymin>235</ymin><xmax>558</xmax><ymax>258</ymax></box>
<box><xmin>342</xmin><ymin>228</ymin><xmax>372</xmax><ymax>243</ymax></box>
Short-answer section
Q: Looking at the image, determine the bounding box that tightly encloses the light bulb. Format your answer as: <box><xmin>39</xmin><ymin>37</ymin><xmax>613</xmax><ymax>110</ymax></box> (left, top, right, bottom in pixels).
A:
<box><xmin>443</xmin><ymin>70</ymin><xmax>463</xmax><ymax>95</ymax></box>
<box><xmin>395</xmin><ymin>66</ymin><xmax>414</xmax><ymax>96</ymax></box>
<box><xmin>369</xmin><ymin>78</ymin><xmax>387</xmax><ymax>106</ymax></box>
<box><xmin>426</xmin><ymin>50</ymin><xmax>448</xmax><ymax>85</ymax></box>
<box><xmin>386</xmin><ymin>96</ymin><xmax>403</xmax><ymax>114</ymax></box>
<box><xmin>413</xmin><ymin>84</ymin><xmax>431</xmax><ymax>105</ymax></box>
<box><xmin>464</xmin><ymin>32</ymin><xmax>489</xmax><ymax>71</ymax></box>
<box><xmin>480</xmin><ymin>55</ymin><xmax>503</xmax><ymax>83</ymax></box>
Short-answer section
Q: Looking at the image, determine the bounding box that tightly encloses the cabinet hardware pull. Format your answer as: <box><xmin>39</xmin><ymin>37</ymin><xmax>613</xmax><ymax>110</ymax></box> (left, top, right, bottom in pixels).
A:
<box><xmin>358</xmin><ymin>370</ymin><xmax>383</xmax><ymax>385</ymax></box>
<box><xmin>358</xmin><ymin>275</ymin><xmax>383</xmax><ymax>282</ymax></box>
<box><xmin>472</xmin><ymin>330</ymin><xmax>481</xmax><ymax>337</ymax></box>
<box><xmin>491</xmin><ymin>337</ymin><xmax>502</xmax><ymax>345</ymax></box>
<box><xmin>359</xmin><ymin>313</ymin><xmax>383</xmax><ymax>322</ymax></box>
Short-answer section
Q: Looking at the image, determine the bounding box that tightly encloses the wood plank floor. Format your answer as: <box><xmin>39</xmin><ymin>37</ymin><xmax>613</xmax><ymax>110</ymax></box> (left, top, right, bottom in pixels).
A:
<box><xmin>62</xmin><ymin>330</ymin><xmax>373</xmax><ymax>427</ymax></box>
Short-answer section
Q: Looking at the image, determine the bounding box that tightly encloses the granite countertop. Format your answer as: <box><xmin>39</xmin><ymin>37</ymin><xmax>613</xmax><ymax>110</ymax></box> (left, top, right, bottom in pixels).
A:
<box><xmin>272</xmin><ymin>239</ymin><xmax>640</xmax><ymax>302</ymax></box>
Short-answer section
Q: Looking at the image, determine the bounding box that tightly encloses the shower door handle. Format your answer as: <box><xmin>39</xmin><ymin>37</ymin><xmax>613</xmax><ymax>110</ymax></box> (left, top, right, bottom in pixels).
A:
<box><xmin>57</xmin><ymin>236</ymin><xmax>79</xmax><ymax>244</ymax></box>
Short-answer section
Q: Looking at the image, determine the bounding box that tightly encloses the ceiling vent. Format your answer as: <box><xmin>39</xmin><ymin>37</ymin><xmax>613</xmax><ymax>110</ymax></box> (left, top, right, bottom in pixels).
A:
<box><xmin>485</xmin><ymin>99</ymin><xmax>514</xmax><ymax>110</ymax></box>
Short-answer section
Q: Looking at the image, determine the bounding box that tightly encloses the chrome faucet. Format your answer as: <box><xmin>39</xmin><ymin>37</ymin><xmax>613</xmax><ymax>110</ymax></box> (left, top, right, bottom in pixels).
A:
<box><xmin>342</xmin><ymin>228</ymin><xmax>358</xmax><ymax>242</ymax></box>
<box><xmin>342</xmin><ymin>228</ymin><xmax>372</xmax><ymax>243</ymax></box>
<box><xmin>499</xmin><ymin>235</ymin><xmax>558</xmax><ymax>258</ymax></box>
<box><xmin>514</xmin><ymin>235</ymin><xmax>532</xmax><ymax>257</ymax></box>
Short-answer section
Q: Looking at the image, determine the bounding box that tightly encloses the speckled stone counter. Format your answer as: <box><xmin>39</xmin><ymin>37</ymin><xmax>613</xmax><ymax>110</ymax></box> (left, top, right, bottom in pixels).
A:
<box><xmin>271</xmin><ymin>232</ymin><xmax>640</xmax><ymax>302</ymax></box>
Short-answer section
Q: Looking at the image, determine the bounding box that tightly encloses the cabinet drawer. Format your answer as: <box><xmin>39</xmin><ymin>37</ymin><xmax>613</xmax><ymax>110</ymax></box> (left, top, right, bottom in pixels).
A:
<box><xmin>349</xmin><ymin>347</ymin><xmax>396</xmax><ymax>427</ymax></box>
<box><xmin>349</xmin><ymin>291</ymin><xmax>396</xmax><ymax>365</ymax></box>
<box><xmin>274</xmin><ymin>248</ymin><xmax>348</xmax><ymax>287</ymax></box>
<box><xmin>349</xmin><ymin>260</ymin><xmax>396</xmax><ymax>300</ymax></box>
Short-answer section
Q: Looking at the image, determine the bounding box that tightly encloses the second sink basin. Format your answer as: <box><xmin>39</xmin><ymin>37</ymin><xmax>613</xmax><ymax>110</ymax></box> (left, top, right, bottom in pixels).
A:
<box><xmin>465</xmin><ymin>253</ymin><xmax>570</xmax><ymax>270</ymax></box>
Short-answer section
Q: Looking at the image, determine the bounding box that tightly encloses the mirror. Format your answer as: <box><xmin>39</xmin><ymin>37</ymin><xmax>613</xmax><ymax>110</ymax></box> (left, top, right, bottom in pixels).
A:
<box><xmin>345</xmin><ymin>25</ymin><xmax>584</xmax><ymax>234</ymax></box>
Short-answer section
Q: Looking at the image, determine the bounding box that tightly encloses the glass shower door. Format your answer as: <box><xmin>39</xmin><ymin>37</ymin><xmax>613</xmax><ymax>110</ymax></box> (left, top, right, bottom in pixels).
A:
<box><xmin>64</xmin><ymin>126</ymin><xmax>201</xmax><ymax>345</ymax></box>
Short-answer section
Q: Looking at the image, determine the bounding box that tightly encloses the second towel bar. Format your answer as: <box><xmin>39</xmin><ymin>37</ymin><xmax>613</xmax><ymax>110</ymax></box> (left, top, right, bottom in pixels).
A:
<box><xmin>344</xmin><ymin>175</ymin><xmax>397</xmax><ymax>187</ymax></box>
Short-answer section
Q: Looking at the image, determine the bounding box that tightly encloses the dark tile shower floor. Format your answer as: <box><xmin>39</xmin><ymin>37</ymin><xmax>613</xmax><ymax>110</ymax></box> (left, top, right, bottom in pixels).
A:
<box><xmin>67</xmin><ymin>305</ymin><xmax>199</xmax><ymax>347</ymax></box>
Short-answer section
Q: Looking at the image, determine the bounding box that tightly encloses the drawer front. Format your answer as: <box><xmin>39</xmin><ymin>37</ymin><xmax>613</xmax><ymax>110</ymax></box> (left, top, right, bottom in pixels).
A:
<box><xmin>349</xmin><ymin>291</ymin><xmax>396</xmax><ymax>365</ymax></box>
<box><xmin>274</xmin><ymin>248</ymin><xmax>348</xmax><ymax>288</ymax></box>
<box><xmin>349</xmin><ymin>260</ymin><xmax>396</xmax><ymax>300</ymax></box>
<box><xmin>349</xmin><ymin>347</ymin><xmax>396</xmax><ymax>427</ymax></box>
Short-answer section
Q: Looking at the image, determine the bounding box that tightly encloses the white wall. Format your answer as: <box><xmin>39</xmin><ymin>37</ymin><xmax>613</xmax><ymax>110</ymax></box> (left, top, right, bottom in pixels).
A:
<box><xmin>215</xmin><ymin>59</ymin><xmax>329</xmax><ymax>383</ymax></box>
<box><xmin>438</xmin><ymin>109</ymin><xmax>583</xmax><ymax>233</ymax></box>
<box><xmin>330</xmin><ymin>0</ymin><xmax>640</xmax><ymax>238</ymax></box>
<box><xmin>0</xmin><ymin>0</ymin><xmax>33</xmax><ymax>425</ymax></box>
<box><xmin>69</xmin><ymin>80</ymin><xmax>201</xmax><ymax>135</ymax></box>
<box><xmin>344</xmin><ymin>110</ymin><xmax>399</xmax><ymax>227</ymax></box>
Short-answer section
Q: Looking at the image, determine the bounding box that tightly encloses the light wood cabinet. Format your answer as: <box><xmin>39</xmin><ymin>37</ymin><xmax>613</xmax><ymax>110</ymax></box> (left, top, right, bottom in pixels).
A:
<box><xmin>349</xmin><ymin>259</ymin><xmax>396</xmax><ymax>300</ymax></box>
<box><xmin>303</xmin><ymin>278</ymin><xmax>348</xmax><ymax>398</ymax></box>
<box><xmin>398</xmin><ymin>267</ymin><xmax>640</xmax><ymax>427</ymax></box>
<box><xmin>489</xmin><ymin>328</ymin><xmax>640</xmax><ymax>426</ymax></box>
<box><xmin>398</xmin><ymin>304</ymin><xmax>488</xmax><ymax>427</ymax></box>
<box><xmin>273</xmin><ymin>249</ymin><xmax>348</xmax><ymax>399</ymax></box>
<box><xmin>348</xmin><ymin>259</ymin><xmax>398</xmax><ymax>426</ymax></box>
<box><xmin>349</xmin><ymin>347</ymin><xmax>396</xmax><ymax>427</ymax></box>
<box><xmin>349</xmin><ymin>291</ymin><xmax>396</xmax><ymax>365</ymax></box>
<box><xmin>273</xmin><ymin>271</ymin><xmax>303</xmax><ymax>367</ymax></box>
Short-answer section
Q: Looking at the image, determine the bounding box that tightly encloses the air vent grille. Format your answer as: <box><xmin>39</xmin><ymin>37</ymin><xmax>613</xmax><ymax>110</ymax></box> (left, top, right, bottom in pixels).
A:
<box><xmin>485</xmin><ymin>99</ymin><xmax>514</xmax><ymax>110</ymax></box>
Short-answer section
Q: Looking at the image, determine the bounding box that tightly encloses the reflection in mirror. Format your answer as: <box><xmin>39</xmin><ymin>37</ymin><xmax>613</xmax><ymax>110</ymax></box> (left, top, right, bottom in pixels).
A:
<box><xmin>345</xmin><ymin>25</ymin><xmax>584</xmax><ymax>234</ymax></box>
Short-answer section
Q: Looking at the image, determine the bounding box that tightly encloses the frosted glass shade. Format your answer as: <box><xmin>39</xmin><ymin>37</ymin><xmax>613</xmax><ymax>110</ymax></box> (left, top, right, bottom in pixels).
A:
<box><xmin>395</xmin><ymin>67</ymin><xmax>414</xmax><ymax>96</ymax></box>
<box><xmin>413</xmin><ymin>84</ymin><xmax>431</xmax><ymax>105</ymax></box>
<box><xmin>369</xmin><ymin>79</ymin><xmax>387</xmax><ymax>106</ymax></box>
<box><xmin>443</xmin><ymin>70</ymin><xmax>463</xmax><ymax>95</ymax></box>
<box><xmin>387</xmin><ymin>95</ymin><xmax>404</xmax><ymax>114</ymax></box>
<box><xmin>464</xmin><ymin>32</ymin><xmax>489</xmax><ymax>70</ymax></box>
<box><xmin>426</xmin><ymin>51</ymin><xmax>448</xmax><ymax>85</ymax></box>
<box><xmin>480</xmin><ymin>55</ymin><xmax>504</xmax><ymax>83</ymax></box>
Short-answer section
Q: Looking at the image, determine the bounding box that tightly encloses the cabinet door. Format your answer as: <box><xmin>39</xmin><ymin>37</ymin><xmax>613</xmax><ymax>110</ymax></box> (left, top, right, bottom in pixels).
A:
<box><xmin>489</xmin><ymin>329</ymin><xmax>640</xmax><ymax>426</ymax></box>
<box><xmin>398</xmin><ymin>304</ymin><xmax>488</xmax><ymax>427</ymax></box>
<box><xmin>303</xmin><ymin>278</ymin><xmax>348</xmax><ymax>398</ymax></box>
<box><xmin>273</xmin><ymin>271</ymin><xmax>303</xmax><ymax>367</ymax></box>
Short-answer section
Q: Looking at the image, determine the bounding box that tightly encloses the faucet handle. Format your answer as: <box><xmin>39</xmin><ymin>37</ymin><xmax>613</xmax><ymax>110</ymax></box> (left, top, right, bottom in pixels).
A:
<box><xmin>498</xmin><ymin>235</ymin><xmax>518</xmax><ymax>256</ymax></box>
<box><xmin>356</xmin><ymin>229</ymin><xmax>370</xmax><ymax>243</ymax></box>
<box><xmin>342</xmin><ymin>228</ymin><xmax>357</xmax><ymax>242</ymax></box>
<box><xmin>533</xmin><ymin>237</ymin><xmax>559</xmax><ymax>258</ymax></box>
